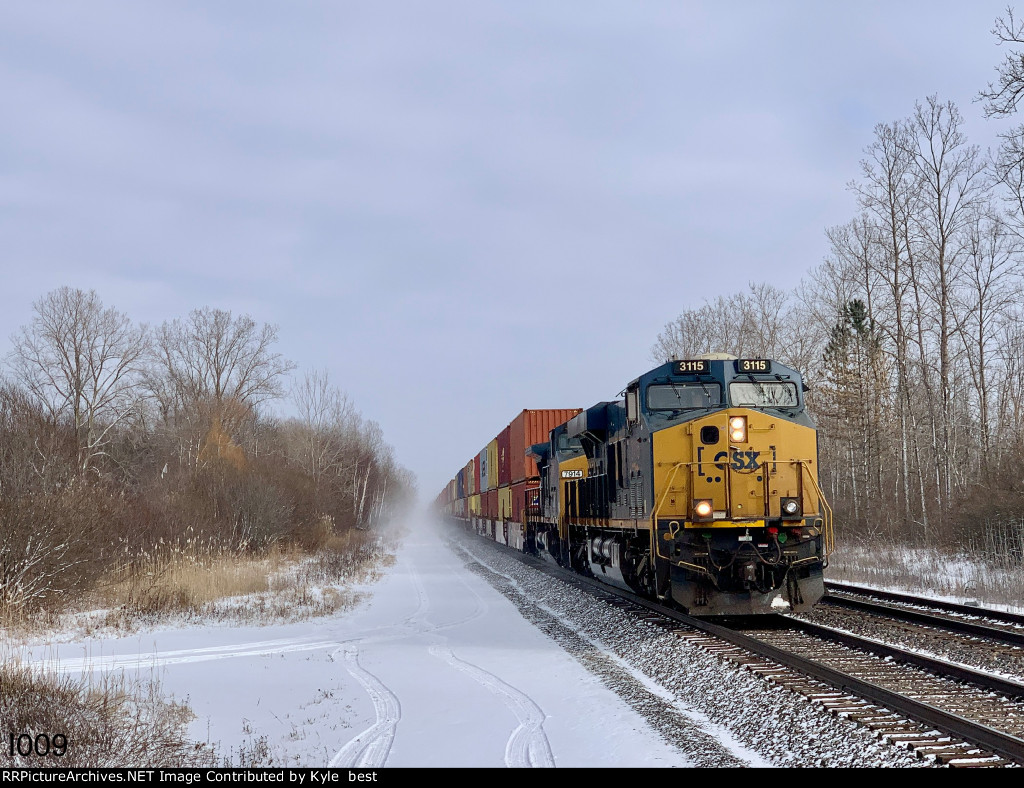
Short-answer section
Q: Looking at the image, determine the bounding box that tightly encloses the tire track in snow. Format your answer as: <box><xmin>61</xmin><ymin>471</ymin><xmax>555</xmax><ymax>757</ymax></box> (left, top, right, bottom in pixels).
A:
<box><xmin>328</xmin><ymin>645</ymin><xmax>401</xmax><ymax>768</ymax></box>
<box><xmin>428</xmin><ymin>642</ymin><xmax>555</xmax><ymax>768</ymax></box>
<box><xmin>327</xmin><ymin>550</ymin><xmax>433</xmax><ymax>768</ymax></box>
<box><xmin>27</xmin><ymin>639</ymin><xmax>337</xmax><ymax>674</ymax></box>
<box><xmin>410</xmin><ymin>549</ymin><xmax>554</xmax><ymax>767</ymax></box>
<box><xmin>329</xmin><ymin>542</ymin><xmax>554</xmax><ymax>768</ymax></box>
<box><xmin>322</xmin><ymin>538</ymin><xmax>437</xmax><ymax>650</ymax></box>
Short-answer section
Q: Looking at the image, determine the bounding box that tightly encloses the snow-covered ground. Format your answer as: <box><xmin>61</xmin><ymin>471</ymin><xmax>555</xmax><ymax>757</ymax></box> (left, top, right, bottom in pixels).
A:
<box><xmin>9</xmin><ymin>515</ymin><xmax>925</xmax><ymax>768</ymax></box>
<box><xmin>827</xmin><ymin>543</ymin><xmax>1024</xmax><ymax>615</ymax></box>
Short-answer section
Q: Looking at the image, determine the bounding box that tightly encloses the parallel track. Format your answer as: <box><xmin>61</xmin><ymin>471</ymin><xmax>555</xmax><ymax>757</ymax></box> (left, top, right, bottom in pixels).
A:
<box><xmin>824</xmin><ymin>581</ymin><xmax>1024</xmax><ymax>626</ymax></box>
<box><xmin>496</xmin><ymin>546</ymin><xmax>1024</xmax><ymax>767</ymax></box>
<box><xmin>823</xmin><ymin>581</ymin><xmax>1024</xmax><ymax>648</ymax></box>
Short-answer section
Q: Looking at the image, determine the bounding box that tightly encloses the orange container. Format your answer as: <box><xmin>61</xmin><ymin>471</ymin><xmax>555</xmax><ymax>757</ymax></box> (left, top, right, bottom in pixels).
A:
<box><xmin>497</xmin><ymin>426</ymin><xmax>512</xmax><ymax>487</ymax></box>
<box><xmin>508</xmin><ymin>409</ymin><xmax>582</xmax><ymax>483</ymax></box>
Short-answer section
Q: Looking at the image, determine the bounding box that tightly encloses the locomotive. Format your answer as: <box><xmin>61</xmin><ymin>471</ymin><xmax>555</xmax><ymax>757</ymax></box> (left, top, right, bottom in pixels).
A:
<box><xmin>435</xmin><ymin>354</ymin><xmax>833</xmax><ymax>616</ymax></box>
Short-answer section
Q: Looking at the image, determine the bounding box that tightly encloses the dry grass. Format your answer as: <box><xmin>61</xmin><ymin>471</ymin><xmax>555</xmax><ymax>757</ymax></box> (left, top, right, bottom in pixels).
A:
<box><xmin>0</xmin><ymin>659</ymin><xmax>288</xmax><ymax>768</ymax></box>
<box><xmin>95</xmin><ymin>545</ymin><xmax>292</xmax><ymax>617</ymax></box>
<box><xmin>0</xmin><ymin>659</ymin><xmax>218</xmax><ymax>768</ymax></box>
<box><xmin>1</xmin><ymin>527</ymin><xmax>395</xmax><ymax>639</ymax></box>
<box><xmin>0</xmin><ymin>526</ymin><xmax>396</xmax><ymax>769</ymax></box>
<box><xmin>826</xmin><ymin>536</ymin><xmax>1024</xmax><ymax>611</ymax></box>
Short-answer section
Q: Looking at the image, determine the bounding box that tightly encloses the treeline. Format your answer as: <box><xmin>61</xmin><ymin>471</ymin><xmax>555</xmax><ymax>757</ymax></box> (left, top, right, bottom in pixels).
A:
<box><xmin>0</xmin><ymin>286</ymin><xmax>415</xmax><ymax>615</ymax></box>
<box><xmin>652</xmin><ymin>13</ymin><xmax>1024</xmax><ymax>557</ymax></box>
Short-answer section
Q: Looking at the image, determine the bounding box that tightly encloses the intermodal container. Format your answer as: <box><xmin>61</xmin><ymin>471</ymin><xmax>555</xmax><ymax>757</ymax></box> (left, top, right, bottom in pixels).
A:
<box><xmin>498</xmin><ymin>485</ymin><xmax>512</xmax><ymax>520</ymax></box>
<box><xmin>479</xmin><ymin>447</ymin><xmax>489</xmax><ymax>493</ymax></box>
<box><xmin>457</xmin><ymin>468</ymin><xmax>465</xmax><ymax>500</ymax></box>
<box><xmin>497</xmin><ymin>426</ymin><xmax>511</xmax><ymax>487</ymax></box>
<box><xmin>508</xmin><ymin>408</ymin><xmax>582</xmax><ymax>484</ymax></box>
<box><xmin>466</xmin><ymin>458</ymin><xmax>476</xmax><ymax>496</ymax></box>
<box><xmin>486</xmin><ymin>439</ymin><xmax>498</xmax><ymax>490</ymax></box>
<box><xmin>484</xmin><ymin>488</ymin><xmax>498</xmax><ymax>519</ymax></box>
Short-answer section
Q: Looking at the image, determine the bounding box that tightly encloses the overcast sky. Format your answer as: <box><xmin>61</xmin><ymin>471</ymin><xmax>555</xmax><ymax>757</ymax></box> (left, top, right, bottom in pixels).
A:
<box><xmin>1</xmin><ymin>1</ymin><xmax>1019</xmax><ymax>499</ymax></box>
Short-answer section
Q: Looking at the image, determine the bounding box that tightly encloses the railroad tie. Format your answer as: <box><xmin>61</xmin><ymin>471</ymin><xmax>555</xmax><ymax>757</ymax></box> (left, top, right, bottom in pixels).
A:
<box><xmin>920</xmin><ymin>745</ymin><xmax>985</xmax><ymax>764</ymax></box>
<box><xmin>818</xmin><ymin>699</ymin><xmax>865</xmax><ymax>710</ymax></box>
<box><xmin>845</xmin><ymin>713</ymin><xmax>903</xmax><ymax>723</ymax></box>
<box><xmin>945</xmin><ymin>757</ymin><xmax>1014</xmax><ymax>768</ymax></box>
<box><xmin>935</xmin><ymin>749</ymin><xmax>1002</xmax><ymax>766</ymax></box>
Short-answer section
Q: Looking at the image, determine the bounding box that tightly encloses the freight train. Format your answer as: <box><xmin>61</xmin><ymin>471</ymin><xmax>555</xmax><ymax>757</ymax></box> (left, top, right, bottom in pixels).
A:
<box><xmin>434</xmin><ymin>354</ymin><xmax>833</xmax><ymax>616</ymax></box>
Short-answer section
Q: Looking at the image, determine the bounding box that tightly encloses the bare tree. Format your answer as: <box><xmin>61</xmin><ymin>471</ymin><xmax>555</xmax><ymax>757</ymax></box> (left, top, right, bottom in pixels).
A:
<box><xmin>978</xmin><ymin>7</ymin><xmax>1024</xmax><ymax>119</ymax></box>
<box><xmin>7</xmin><ymin>287</ymin><xmax>148</xmax><ymax>475</ymax></box>
<box><xmin>651</xmin><ymin>282</ymin><xmax>800</xmax><ymax>365</ymax></box>
<box><xmin>994</xmin><ymin>308</ymin><xmax>1024</xmax><ymax>453</ymax></box>
<box><xmin>907</xmin><ymin>96</ymin><xmax>987</xmax><ymax>511</ymax></box>
<box><xmin>957</xmin><ymin>207</ymin><xmax>1024</xmax><ymax>477</ymax></box>
<box><xmin>991</xmin><ymin>128</ymin><xmax>1024</xmax><ymax>235</ymax></box>
<box><xmin>153</xmin><ymin>307</ymin><xmax>295</xmax><ymax>412</ymax></box>
<box><xmin>151</xmin><ymin>307</ymin><xmax>296</xmax><ymax>466</ymax></box>
<box><xmin>650</xmin><ymin>301</ymin><xmax>725</xmax><ymax>362</ymax></box>
<box><xmin>347</xmin><ymin>418</ymin><xmax>387</xmax><ymax>529</ymax></box>
<box><xmin>0</xmin><ymin>380</ymin><xmax>77</xmax><ymax>496</ymax></box>
<box><xmin>286</xmin><ymin>369</ymin><xmax>356</xmax><ymax>486</ymax></box>
<box><xmin>849</xmin><ymin>119</ymin><xmax>925</xmax><ymax>527</ymax></box>
<box><xmin>979</xmin><ymin>9</ymin><xmax>1024</xmax><ymax>241</ymax></box>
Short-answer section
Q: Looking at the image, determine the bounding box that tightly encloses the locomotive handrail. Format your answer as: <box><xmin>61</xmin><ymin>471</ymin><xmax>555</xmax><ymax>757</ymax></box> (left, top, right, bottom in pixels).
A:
<box><xmin>797</xmin><ymin>460</ymin><xmax>834</xmax><ymax>556</ymax></box>
<box><xmin>651</xmin><ymin>462</ymin><xmax>712</xmax><ymax>578</ymax></box>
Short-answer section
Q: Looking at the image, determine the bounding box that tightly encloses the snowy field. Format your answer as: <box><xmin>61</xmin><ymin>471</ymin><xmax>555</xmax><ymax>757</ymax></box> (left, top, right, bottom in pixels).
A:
<box><xmin>8</xmin><ymin>515</ymin><xmax>927</xmax><ymax>768</ymax></box>
<box><xmin>826</xmin><ymin>541</ymin><xmax>1024</xmax><ymax>614</ymax></box>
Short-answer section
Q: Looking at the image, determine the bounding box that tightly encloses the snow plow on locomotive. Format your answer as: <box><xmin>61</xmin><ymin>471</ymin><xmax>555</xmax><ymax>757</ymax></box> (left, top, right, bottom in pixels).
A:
<box><xmin>435</xmin><ymin>354</ymin><xmax>833</xmax><ymax>616</ymax></box>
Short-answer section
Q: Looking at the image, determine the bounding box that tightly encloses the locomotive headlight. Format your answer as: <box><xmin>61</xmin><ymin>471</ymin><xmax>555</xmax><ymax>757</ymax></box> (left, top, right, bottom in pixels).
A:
<box><xmin>728</xmin><ymin>416</ymin><xmax>747</xmax><ymax>444</ymax></box>
<box><xmin>693</xmin><ymin>499</ymin><xmax>714</xmax><ymax>521</ymax></box>
<box><xmin>781</xmin><ymin>497</ymin><xmax>801</xmax><ymax>518</ymax></box>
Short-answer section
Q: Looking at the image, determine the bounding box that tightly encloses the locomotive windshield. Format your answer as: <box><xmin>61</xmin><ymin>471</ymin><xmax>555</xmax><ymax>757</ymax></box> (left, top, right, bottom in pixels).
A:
<box><xmin>729</xmin><ymin>381</ymin><xmax>798</xmax><ymax>408</ymax></box>
<box><xmin>647</xmin><ymin>383</ymin><xmax>722</xmax><ymax>410</ymax></box>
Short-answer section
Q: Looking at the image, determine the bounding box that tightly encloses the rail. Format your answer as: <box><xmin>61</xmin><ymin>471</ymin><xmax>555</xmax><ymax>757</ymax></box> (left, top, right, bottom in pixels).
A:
<box><xmin>821</xmin><ymin>592</ymin><xmax>1024</xmax><ymax>648</ymax></box>
<box><xmin>824</xmin><ymin>581</ymin><xmax>1024</xmax><ymax>625</ymax></box>
<box><xmin>560</xmin><ymin>565</ymin><xmax>1024</xmax><ymax>767</ymax></box>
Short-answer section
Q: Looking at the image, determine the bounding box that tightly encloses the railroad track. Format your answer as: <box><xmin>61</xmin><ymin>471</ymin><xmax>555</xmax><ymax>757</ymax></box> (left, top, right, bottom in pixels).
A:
<box><xmin>822</xmin><ymin>581</ymin><xmax>1024</xmax><ymax>647</ymax></box>
<box><xmin>508</xmin><ymin>554</ymin><xmax>1024</xmax><ymax>767</ymax></box>
<box><xmin>809</xmin><ymin>581</ymin><xmax>1024</xmax><ymax>688</ymax></box>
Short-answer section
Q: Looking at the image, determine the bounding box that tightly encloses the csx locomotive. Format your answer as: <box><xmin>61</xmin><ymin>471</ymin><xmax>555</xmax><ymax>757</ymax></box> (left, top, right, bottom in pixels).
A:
<box><xmin>435</xmin><ymin>354</ymin><xmax>833</xmax><ymax>616</ymax></box>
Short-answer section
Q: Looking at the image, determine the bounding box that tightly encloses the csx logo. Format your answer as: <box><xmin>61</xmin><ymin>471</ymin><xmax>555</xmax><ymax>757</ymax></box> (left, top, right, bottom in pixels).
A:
<box><xmin>713</xmin><ymin>450</ymin><xmax>761</xmax><ymax>471</ymax></box>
